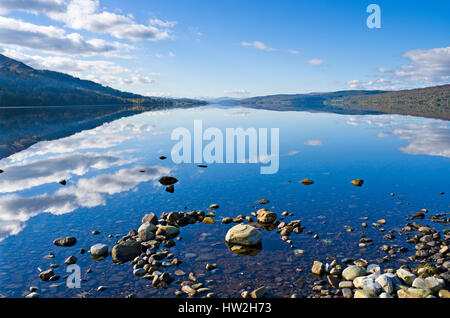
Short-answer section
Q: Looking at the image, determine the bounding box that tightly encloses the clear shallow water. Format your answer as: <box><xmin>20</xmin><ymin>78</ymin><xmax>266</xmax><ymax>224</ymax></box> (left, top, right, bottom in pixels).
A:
<box><xmin>0</xmin><ymin>105</ymin><xmax>448</xmax><ymax>298</ymax></box>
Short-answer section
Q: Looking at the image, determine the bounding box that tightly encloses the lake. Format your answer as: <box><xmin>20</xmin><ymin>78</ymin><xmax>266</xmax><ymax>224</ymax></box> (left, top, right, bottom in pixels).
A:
<box><xmin>0</xmin><ymin>105</ymin><xmax>448</xmax><ymax>298</ymax></box>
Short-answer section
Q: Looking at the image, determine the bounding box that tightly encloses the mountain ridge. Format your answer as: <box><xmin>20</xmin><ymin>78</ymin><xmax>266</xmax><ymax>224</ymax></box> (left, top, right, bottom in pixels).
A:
<box><xmin>0</xmin><ymin>54</ymin><xmax>205</xmax><ymax>107</ymax></box>
<box><xmin>236</xmin><ymin>85</ymin><xmax>450</xmax><ymax>120</ymax></box>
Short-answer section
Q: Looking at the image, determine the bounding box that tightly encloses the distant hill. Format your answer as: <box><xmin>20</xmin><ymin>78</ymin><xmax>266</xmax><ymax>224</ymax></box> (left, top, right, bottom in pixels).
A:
<box><xmin>237</xmin><ymin>85</ymin><xmax>450</xmax><ymax>120</ymax></box>
<box><xmin>0</xmin><ymin>54</ymin><xmax>205</xmax><ymax>107</ymax></box>
<box><xmin>326</xmin><ymin>85</ymin><xmax>450</xmax><ymax>120</ymax></box>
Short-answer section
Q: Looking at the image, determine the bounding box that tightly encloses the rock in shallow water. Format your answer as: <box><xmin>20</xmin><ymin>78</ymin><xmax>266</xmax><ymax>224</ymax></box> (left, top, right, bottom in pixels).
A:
<box><xmin>156</xmin><ymin>225</ymin><xmax>180</xmax><ymax>239</ymax></box>
<box><xmin>225</xmin><ymin>224</ymin><xmax>262</xmax><ymax>246</ymax></box>
<box><xmin>159</xmin><ymin>176</ymin><xmax>178</xmax><ymax>186</ymax></box>
<box><xmin>138</xmin><ymin>222</ymin><xmax>156</xmax><ymax>241</ymax></box>
<box><xmin>39</xmin><ymin>269</ymin><xmax>54</xmax><ymax>281</ymax></box>
<box><xmin>53</xmin><ymin>237</ymin><xmax>77</xmax><ymax>247</ymax></box>
<box><xmin>64</xmin><ymin>256</ymin><xmax>77</xmax><ymax>265</ymax></box>
<box><xmin>351</xmin><ymin>179</ymin><xmax>364</xmax><ymax>187</ymax></box>
<box><xmin>256</xmin><ymin>209</ymin><xmax>277</xmax><ymax>224</ymax></box>
<box><xmin>111</xmin><ymin>240</ymin><xmax>142</xmax><ymax>264</ymax></box>
<box><xmin>90</xmin><ymin>244</ymin><xmax>109</xmax><ymax>258</ymax></box>
<box><xmin>311</xmin><ymin>261</ymin><xmax>324</xmax><ymax>276</ymax></box>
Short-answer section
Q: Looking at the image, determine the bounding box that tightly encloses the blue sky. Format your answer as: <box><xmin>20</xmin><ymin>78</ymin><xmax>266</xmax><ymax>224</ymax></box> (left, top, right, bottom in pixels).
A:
<box><xmin>0</xmin><ymin>0</ymin><xmax>448</xmax><ymax>98</ymax></box>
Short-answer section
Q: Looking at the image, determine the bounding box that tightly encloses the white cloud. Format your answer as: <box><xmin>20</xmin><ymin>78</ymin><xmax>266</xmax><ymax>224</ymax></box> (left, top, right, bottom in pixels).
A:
<box><xmin>287</xmin><ymin>150</ymin><xmax>300</xmax><ymax>156</ymax></box>
<box><xmin>47</xmin><ymin>0</ymin><xmax>174</xmax><ymax>41</ymax></box>
<box><xmin>358</xmin><ymin>46</ymin><xmax>450</xmax><ymax>90</ymax></box>
<box><xmin>393</xmin><ymin>47</ymin><xmax>450</xmax><ymax>83</ymax></box>
<box><xmin>307</xmin><ymin>59</ymin><xmax>323</xmax><ymax>66</ymax></box>
<box><xmin>1</xmin><ymin>49</ymin><xmax>128</xmax><ymax>74</ymax></box>
<box><xmin>0</xmin><ymin>0</ymin><xmax>66</xmax><ymax>14</ymax></box>
<box><xmin>224</xmin><ymin>89</ymin><xmax>251</xmax><ymax>98</ymax></box>
<box><xmin>0</xmin><ymin>49</ymin><xmax>157</xmax><ymax>88</ymax></box>
<box><xmin>0</xmin><ymin>16</ymin><xmax>129</xmax><ymax>55</ymax></box>
<box><xmin>150</xmin><ymin>18</ymin><xmax>177</xmax><ymax>28</ymax></box>
<box><xmin>241</xmin><ymin>41</ymin><xmax>276</xmax><ymax>52</ymax></box>
<box><xmin>188</xmin><ymin>26</ymin><xmax>203</xmax><ymax>37</ymax></box>
<box><xmin>0</xmin><ymin>0</ymin><xmax>175</xmax><ymax>42</ymax></box>
<box><xmin>288</xmin><ymin>49</ymin><xmax>301</xmax><ymax>55</ymax></box>
<box><xmin>223</xmin><ymin>109</ymin><xmax>251</xmax><ymax>117</ymax></box>
<box><xmin>146</xmin><ymin>91</ymin><xmax>173</xmax><ymax>98</ymax></box>
<box><xmin>346</xmin><ymin>78</ymin><xmax>396</xmax><ymax>90</ymax></box>
<box><xmin>304</xmin><ymin>139</ymin><xmax>323</xmax><ymax>146</ymax></box>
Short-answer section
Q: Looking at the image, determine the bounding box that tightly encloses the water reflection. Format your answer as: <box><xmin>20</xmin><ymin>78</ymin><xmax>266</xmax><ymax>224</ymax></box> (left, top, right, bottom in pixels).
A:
<box><xmin>0</xmin><ymin>152</ymin><xmax>132</xmax><ymax>193</ymax></box>
<box><xmin>0</xmin><ymin>106</ymin><xmax>448</xmax><ymax>298</ymax></box>
<box><xmin>226</xmin><ymin>242</ymin><xmax>262</xmax><ymax>256</ymax></box>
<box><xmin>347</xmin><ymin>115</ymin><xmax>450</xmax><ymax>158</ymax></box>
<box><xmin>0</xmin><ymin>166</ymin><xmax>170</xmax><ymax>240</ymax></box>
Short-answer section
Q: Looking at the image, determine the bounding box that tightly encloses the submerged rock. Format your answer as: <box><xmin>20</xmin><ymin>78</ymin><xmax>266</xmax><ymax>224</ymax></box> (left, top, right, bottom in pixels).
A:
<box><xmin>412</xmin><ymin>212</ymin><xmax>425</xmax><ymax>219</ymax></box>
<box><xmin>301</xmin><ymin>179</ymin><xmax>314</xmax><ymax>185</ymax></box>
<box><xmin>208</xmin><ymin>204</ymin><xmax>219</xmax><ymax>210</ymax></box>
<box><xmin>53</xmin><ymin>236</ymin><xmax>77</xmax><ymax>247</ymax></box>
<box><xmin>258</xmin><ymin>199</ymin><xmax>270</xmax><ymax>205</ymax></box>
<box><xmin>203</xmin><ymin>217</ymin><xmax>216</xmax><ymax>225</ymax></box>
<box><xmin>226</xmin><ymin>242</ymin><xmax>262</xmax><ymax>256</ymax></box>
<box><xmin>225</xmin><ymin>224</ymin><xmax>262</xmax><ymax>246</ymax></box>
<box><xmin>351</xmin><ymin>179</ymin><xmax>364</xmax><ymax>187</ymax></box>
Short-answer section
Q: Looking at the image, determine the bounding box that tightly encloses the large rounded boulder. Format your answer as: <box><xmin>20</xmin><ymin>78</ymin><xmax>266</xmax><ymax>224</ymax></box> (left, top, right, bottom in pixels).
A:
<box><xmin>225</xmin><ymin>224</ymin><xmax>262</xmax><ymax>246</ymax></box>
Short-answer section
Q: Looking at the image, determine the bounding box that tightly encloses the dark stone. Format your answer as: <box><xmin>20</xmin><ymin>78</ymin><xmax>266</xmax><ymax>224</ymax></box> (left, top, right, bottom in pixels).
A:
<box><xmin>141</xmin><ymin>213</ymin><xmax>158</xmax><ymax>225</ymax></box>
<box><xmin>39</xmin><ymin>269</ymin><xmax>54</xmax><ymax>281</ymax></box>
<box><xmin>65</xmin><ymin>256</ymin><xmax>77</xmax><ymax>265</ymax></box>
<box><xmin>53</xmin><ymin>236</ymin><xmax>77</xmax><ymax>247</ymax></box>
<box><xmin>413</xmin><ymin>212</ymin><xmax>425</xmax><ymax>219</ymax></box>
<box><xmin>159</xmin><ymin>176</ymin><xmax>178</xmax><ymax>186</ymax></box>
<box><xmin>165</xmin><ymin>185</ymin><xmax>175</xmax><ymax>193</ymax></box>
<box><xmin>111</xmin><ymin>240</ymin><xmax>142</xmax><ymax>264</ymax></box>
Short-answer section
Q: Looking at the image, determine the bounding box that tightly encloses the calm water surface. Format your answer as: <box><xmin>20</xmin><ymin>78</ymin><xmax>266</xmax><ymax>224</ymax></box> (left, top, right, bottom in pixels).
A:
<box><xmin>0</xmin><ymin>105</ymin><xmax>448</xmax><ymax>298</ymax></box>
